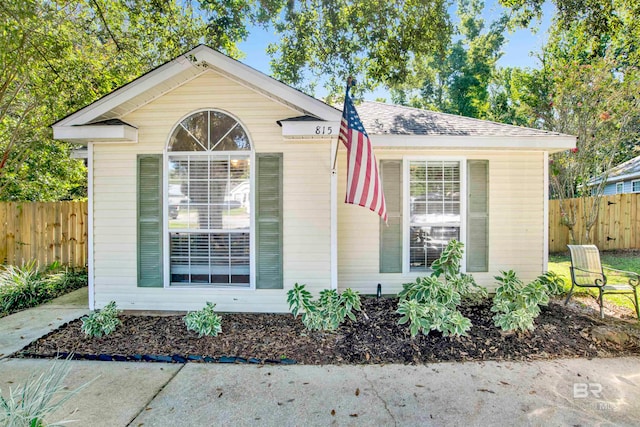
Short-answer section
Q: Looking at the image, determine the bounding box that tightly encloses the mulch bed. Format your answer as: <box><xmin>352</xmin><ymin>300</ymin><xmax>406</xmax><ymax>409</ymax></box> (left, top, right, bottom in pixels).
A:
<box><xmin>16</xmin><ymin>297</ymin><xmax>640</xmax><ymax>364</ymax></box>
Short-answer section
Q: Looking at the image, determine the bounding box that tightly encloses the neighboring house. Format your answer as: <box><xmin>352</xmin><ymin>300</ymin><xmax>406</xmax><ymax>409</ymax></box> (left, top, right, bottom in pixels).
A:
<box><xmin>589</xmin><ymin>155</ymin><xmax>640</xmax><ymax>195</ymax></box>
<box><xmin>52</xmin><ymin>45</ymin><xmax>575</xmax><ymax>312</ymax></box>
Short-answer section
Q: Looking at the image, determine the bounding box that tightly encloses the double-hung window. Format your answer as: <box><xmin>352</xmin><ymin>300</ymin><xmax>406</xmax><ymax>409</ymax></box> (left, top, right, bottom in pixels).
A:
<box><xmin>381</xmin><ymin>157</ymin><xmax>486</xmax><ymax>275</ymax></box>
<box><xmin>408</xmin><ymin>160</ymin><xmax>462</xmax><ymax>271</ymax></box>
<box><xmin>166</xmin><ymin>110</ymin><xmax>251</xmax><ymax>287</ymax></box>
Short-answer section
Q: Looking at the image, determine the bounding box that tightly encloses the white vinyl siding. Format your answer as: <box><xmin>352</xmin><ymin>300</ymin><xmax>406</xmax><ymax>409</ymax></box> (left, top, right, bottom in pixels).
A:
<box><xmin>338</xmin><ymin>150</ymin><xmax>545</xmax><ymax>294</ymax></box>
<box><xmin>91</xmin><ymin>70</ymin><xmax>331</xmax><ymax>312</ymax></box>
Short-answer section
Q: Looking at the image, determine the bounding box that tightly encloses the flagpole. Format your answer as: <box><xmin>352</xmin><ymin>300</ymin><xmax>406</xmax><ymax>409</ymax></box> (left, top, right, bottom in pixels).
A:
<box><xmin>330</xmin><ymin>77</ymin><xmax>353</xmax><ymax>291</ymax></box>
<box><xmin>331</xmin><ymin>77</ymin><xmax>353</xmax><ymax>171</ymax></box>
<box><xmin>330</xmin><ymin>137</ymin><xmax>338</xmax><ymax>290</ymax></box>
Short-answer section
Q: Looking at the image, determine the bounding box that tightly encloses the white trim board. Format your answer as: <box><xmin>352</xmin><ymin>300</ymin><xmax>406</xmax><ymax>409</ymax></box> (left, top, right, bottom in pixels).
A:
<box><xmin>543</xmin><ymin>151</ymin><xmax>549</xmax><ymax>272</ymax></box>
<box><xmin>402</xmin><ymin>156</ymin><xmax>467</xmax><ymax>275</ymax></box>
<box><xmin>87</xmin><ymin>142</ymin><xmax>95</xmax><ymax>310</ymax></box>
<box><xmin>370</xmin><ymin>135</ymin><xmax>575</xmax><ymax>152</ymax></box>
<box><xmin>55</xmin><ymin>57</ymin><xmax>197</xmax><ymax>127</ymax></box>
<box><xmin>53</xmin><ymin>124</ymin><xmax>138</xmax><ymax>143</ymax></box>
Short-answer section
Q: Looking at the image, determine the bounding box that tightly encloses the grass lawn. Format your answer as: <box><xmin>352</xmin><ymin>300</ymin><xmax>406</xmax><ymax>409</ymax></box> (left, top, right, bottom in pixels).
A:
<box><xmin>548</xmin><ymin>251</ymin><xmax>640</xmax><ymax>314</ymax></box>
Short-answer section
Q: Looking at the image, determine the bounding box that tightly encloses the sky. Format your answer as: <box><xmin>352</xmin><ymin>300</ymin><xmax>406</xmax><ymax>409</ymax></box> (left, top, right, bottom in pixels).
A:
<box><xmin>236</xmin><ymin>1</ymin><xmax>555</xmax><ymax>100</ymax></box>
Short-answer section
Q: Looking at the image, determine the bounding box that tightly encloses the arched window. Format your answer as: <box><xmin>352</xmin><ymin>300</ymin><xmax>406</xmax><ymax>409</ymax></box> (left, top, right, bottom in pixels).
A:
<box><xmin>167</xmin><ymin>110</ymin><xmax>251</xmax><ymax>286</ymax></box>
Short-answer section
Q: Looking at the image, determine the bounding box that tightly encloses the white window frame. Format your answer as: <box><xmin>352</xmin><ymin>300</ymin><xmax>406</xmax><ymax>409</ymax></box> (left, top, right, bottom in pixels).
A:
<box><xmin>162</xmin><ymin>109</ymin><xmax>256</xmax><ymax>290</ymax></box>
<box><xmin>632</xmin><ymin>180</ymin><xmax>640</xmax><ymax>193</ymax></box>
<box><xmin>616</xmin><ymin>182</ymin><xmax>625</xmax><ymax>194</ymax></box>
<box><xmin>402</xmin><ymin>156</ymin><xmax>467</xmax><ymax>275</ymax></box>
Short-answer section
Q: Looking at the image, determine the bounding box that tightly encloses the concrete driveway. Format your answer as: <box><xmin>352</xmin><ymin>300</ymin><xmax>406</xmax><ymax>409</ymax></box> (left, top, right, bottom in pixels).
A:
<box><xmin>1</xmin><ymin>357</ymin><xmax>639</xmax><ymax>426</ymax></box>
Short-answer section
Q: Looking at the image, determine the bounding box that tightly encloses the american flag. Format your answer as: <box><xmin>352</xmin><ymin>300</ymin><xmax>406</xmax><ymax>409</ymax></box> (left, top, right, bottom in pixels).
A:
<box><xmin>338</xmin><ymin>85</ymin><xmax>387</xmax><ymax>222</ymax></box>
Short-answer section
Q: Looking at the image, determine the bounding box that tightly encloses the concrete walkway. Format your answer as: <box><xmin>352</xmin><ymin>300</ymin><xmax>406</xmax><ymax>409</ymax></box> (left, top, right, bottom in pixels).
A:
<box><xmin>1</xmin><ymin>290</ymin><xmax>639</xmax><ymax>426</ymax></box>
<box><xmin>0</xmin><ymin>287</ymin><xmax>88</xmax><ymax>359</ymax></box>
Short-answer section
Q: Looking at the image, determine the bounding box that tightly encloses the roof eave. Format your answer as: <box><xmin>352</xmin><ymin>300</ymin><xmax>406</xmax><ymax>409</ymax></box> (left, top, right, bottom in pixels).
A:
<box><xmin>53</xmin><ymin>124</ymin><xmax>138</xmax><ymax>144</ymax></box>
<box><xmin>589</xmin><ymin>170</ymin><xmax>640</xmax><ymax>186</ymax></box>
<box><xmin>368</xmin><ymin>134</ymin><xmax>576</xmax><ymax>151</ymax></box>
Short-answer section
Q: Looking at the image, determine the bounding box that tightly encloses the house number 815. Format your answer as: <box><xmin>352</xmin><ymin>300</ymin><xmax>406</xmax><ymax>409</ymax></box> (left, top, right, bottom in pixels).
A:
<box><xmin>315</xmin><ymin>126</ymin><xmax>333</xmax><ymax>135</ymax></box>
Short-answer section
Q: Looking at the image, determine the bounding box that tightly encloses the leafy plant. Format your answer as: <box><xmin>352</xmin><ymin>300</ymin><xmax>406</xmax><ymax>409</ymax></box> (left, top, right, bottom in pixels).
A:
<box><xmin>0</xmin><ymin>262</ymin><xmax>88</xmax><ymax>317</ymax></box>
<box><xmin>397</xmin><ymin>240</ymin><xmax>483</xmax><ymax>337</ymax></box>
<box><xmin>537</xmin><ymin>271</ymin><xmax>566</xmax><ymax>296</ymax></box>
<box><xmin>0</xmin><ymin>355</ymin><xmax>93</xmax><ymax>427</ymax></box>
<box><xmin>81</xmin><ymin>301</ymin><xmax>121</xmax><ymax>338</ymax></box>
<box><xmin>397</xmin><ymin>276</ymin><xmax>471</xmax><ymax>337</ymax></box>
<box><xmin>184</xmin><ymin>302</ymin><xmax>222</xmax><ymax>337</ymax></box>
<box><xmin>397</xmin><ymin>299</ymin><xmax>429</xmax><ymax>337</ymax></box>
<box><xmin>339</xmin><ymin>288</ymin><xmax>362</xmax><ymax>320</ymax></box>
<box><xmin>430</xmin><ymin>240</ymin><xmax>488</xmax><ymax>301</ymax></box>
<box><xmin>0</xmin><ymin>261</ymin><xmax>44</xmax><ymax>314</ymax></box>
<box><xmin>286</xmin><ymin>284</ymin><xmax>361</xmax><ymax>331</ymax></box>
<box><xmin>286</xmin><ymin>283</ymin><xmax>314</xmax><ymax>318</ymax></box>
<box><xmin>430</xmin><ymin>239</ymin><xmax>465</xmax><ymax>278</ymax></box>
<box><xmin>491</xmin><ymin>270</ymin><xmax>552</xmax><ymax>332</ymax></box>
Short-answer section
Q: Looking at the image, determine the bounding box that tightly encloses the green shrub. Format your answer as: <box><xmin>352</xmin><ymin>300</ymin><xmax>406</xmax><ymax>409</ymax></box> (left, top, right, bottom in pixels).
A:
<box><xmin>430</xmin><ymin>240</ymin><xmax>488</xmax><ymax>302</ymax></box>
<box><xmin>184</xmin><ymin>302</ymin><xmax>222</xmax><ymax>337</ymax></box>
<box><xmin>537</xmin><ymin>271</ymin><xmax>566</xmax><ymax>296</ymax></box>
<box><xmin>0</xmin><ymin>262</ymin><xmax>87</xmax><ymax>317</ymax></box>
<box><xmin>397</xmin><ymin>240</ymin><xmax>483</xmax><ymax>337</ymax></box>
<box><xmin>397</xmin><ymin>275</ymin><xmax>472</xmax><ymax>337</ymax></box>
<box><xmin>286</xmin><ymin>284</ymin><xmax>361</xmax><ymax>331</ymax></box>
<box><xmin>396</xmin><ymin>297</ymin><xmax>470</xmax><ymax>337</ymax></box>
<box><xmin>81</xmin><ymin>301</ymin><xmax>121</xmax><ymax>338</ymax></box>
<box><xmin>0</xmin><ymin>355</ymin><xmax>93</xmax><ymax>427</ymax></box>
<box><xmin>491</xmin><ymin>270</ymin><xmax>552</xmax><ymax>332</ymax></box>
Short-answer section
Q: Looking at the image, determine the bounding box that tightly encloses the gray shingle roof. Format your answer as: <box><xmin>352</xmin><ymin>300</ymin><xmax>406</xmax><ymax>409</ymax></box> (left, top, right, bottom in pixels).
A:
<box><xmin>355</xmin><ymin>101</ymin><xmax>569</xmax><ymax>137</ymax></box>
<box><xmin>591</xmin><ymin>155</ymin><xmax>640</xmax><ymax>184</ymax></box>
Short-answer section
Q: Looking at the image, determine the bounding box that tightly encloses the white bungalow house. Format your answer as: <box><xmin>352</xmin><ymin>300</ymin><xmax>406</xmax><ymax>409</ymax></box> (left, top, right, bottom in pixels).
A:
<box><xmin>53</xmin><ymin>45</ymin><xmax>575</xmax><ymax>312</ymax></box>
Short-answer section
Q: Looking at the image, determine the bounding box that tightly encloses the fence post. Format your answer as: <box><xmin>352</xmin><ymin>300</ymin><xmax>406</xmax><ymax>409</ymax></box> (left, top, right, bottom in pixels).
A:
<box><xmin>0</xmin><ymin>203</ymin><xmax>6</xmax><ymax>264</ymax></box>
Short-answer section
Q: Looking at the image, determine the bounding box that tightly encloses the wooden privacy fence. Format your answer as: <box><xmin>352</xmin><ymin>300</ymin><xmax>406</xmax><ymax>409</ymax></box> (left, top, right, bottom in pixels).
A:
<box><xmin>0</xmin><ymin>201</ymin><xmax>88</xmax><ymax>268</ymax></box>
<box><xmin>0</xmin><ymin>196</ymin><xmax>636</xmax><ymax>264</ymax></box>
<box><xmin>549</xmin><ymin>193</ymin><xmax>640</xmax><ymax>252</ymax></box>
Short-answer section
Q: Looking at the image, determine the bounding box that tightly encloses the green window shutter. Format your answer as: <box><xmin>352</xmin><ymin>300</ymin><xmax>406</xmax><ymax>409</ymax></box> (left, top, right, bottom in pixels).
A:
<box><xmin>256</xmin><ymin>153</ymin><xmax>283</xmax><ymax>289</ymax></box>
<box><xmin>137</xmin><ymin>154</ymin><xmax>163</xmax><ymax>287</ymax></box>
<box><xmin>467</xmin><ymin>160</ymin><xmax>489</xmax><ymax>272</ymax></box>
<box><xmin>380</xmin><ymin>160</ymin><xmax>403</xmax><ymax>273</ymax></box>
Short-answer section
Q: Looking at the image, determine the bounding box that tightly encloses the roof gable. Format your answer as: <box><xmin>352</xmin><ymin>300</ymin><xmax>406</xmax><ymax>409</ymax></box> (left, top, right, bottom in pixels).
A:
<box><xmin>53</xmin><ymin>45</ymin><xmax>341</xmax><ymax>128</ymax></box>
